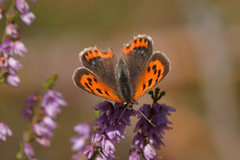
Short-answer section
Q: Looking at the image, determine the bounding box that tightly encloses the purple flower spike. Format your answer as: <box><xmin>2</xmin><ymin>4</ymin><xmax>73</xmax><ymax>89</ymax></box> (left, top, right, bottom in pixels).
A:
<box><xmin>131</xmin><ymin>133</ymin><xmax>144</xmax><ymax>151</ymax></box>
<box><xmin>73</xmin><ymin>123</ymin><xmax>91</xmax><ymax>139</ymax></box>
<box><xmin>143</xmin><ymin>144</ymin><xmax>156</xmax><ymax>160</ymax></box>
<box><xmin>20</xmin><ymin>12</ymin><xmax>35</xmax><ymax>26</ymax></box>
<box><xmin>129</xmin><ymin>151</ymin><xmax>140</xmax><ymax>160</ymax></box>
<box><xmin>83</xmin><ymin>145</ymin><xmax>94</xmax><ymax>159</ymax></box>
<box><xmin>6</xmin><ymin>74</ymin><xmax>20</xmax><ymax>87</ymax></box>
<box><xmin>13</xmin><ymin>41</ymin><xmax>27</xmax><ymax>56</ymax></box>
<box><xmin>5</xmin><ymin>23</ymin><xmax>20</xmax><ymax>38</ymax></box>
<box><xmin>0</xmin><ymin>122</ymin><xmax>12</xmax><ymax>141</ymax></box>
<box><xmin>23</xmin><ymin>143</ymin><xmax>35</xmax><ymax>158</ymax></box>
<box><xmin>8</xmin><ymin>57</ymin><xmax>22</xmax><ymax>74</ymax></box>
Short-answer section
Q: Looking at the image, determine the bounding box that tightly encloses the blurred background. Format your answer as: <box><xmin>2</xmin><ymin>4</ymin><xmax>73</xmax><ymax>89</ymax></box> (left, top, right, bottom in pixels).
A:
<box><xmin>0</xmin><ymin>0</ymin><xmax>240</xmax><ymax>159</ymax></box>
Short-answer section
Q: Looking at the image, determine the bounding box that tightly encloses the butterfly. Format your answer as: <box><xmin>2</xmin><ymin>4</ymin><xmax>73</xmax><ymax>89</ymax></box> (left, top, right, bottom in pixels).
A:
<box><xmin>73</xmin><ymin>34</ymin><xmax>170</xmax><ymax>106</ymax></box>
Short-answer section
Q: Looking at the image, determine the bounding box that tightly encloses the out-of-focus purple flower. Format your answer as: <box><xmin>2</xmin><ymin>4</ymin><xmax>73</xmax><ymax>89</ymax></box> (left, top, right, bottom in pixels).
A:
<box><xmin>6</xmin><ymin>74</ymin><xmax>20</xmax><ymax>87</ymax></box>
<box><xmin>129</xmin><ymin>151</ymin><xmax>140</xmax><ymax>160</ymax></box>
<box><xmin>101</xmin><ymin>139</ymin><xmax>115</xmax><ymax>159</ymax></box>
<box><xmin>70</xmin><ymin>136</ymin><xmax>86</xmax><ymax>152</ymax></box>
<box><xmin>83</xmin><ymin>145</ymin><xmax>94</xmax><ymax>159</ymax></box>
<box><xmin>0</xmin><ymin>39</ymin><xmax>14</xmax><ymax>56</ymax></box>
<box><xmin>20</xmin><ymin>11</ymin><xmax>35</xmax><ymax>26</ymax></box>
<box><xmin>143</xmin><ymin>144</ymin><xmax>156</xmax><ymax>160</ymax></box>
<box><xmin>23</xmin><ymin>143</ymin><xmax>34</xmax><ymax>158</ymax></box>
<box><xmin>13</xmin><ymin>40</ymin><xmax>27</xmax><ymax>56</ymax></box>
<box><xmin>8</xmin><ymin>57</ymin><xmax>22</xmax><ymax>74</ymax></box>
<box><xmin>42</xmin><ymin>116</ymin><xmax>56</xmax><ymax>130</ymax></box>
<box><xmin>36</xmin><ymin>137</ymin><xmax>50</xmax><ymax>147</ymax></box>
<box><xmin>131</xmin><ymin>133</ymin><xmax>144</xmax><ymax>151</ymax></box>
<box><xmin>15</xmin><ymin>0</ymin><xmax>29</xmax><ymax>13</ymax></box>
<box><xmin>5</xmin><ymin>23</ymin><xmax>20</xmax><ymax>38</ymax></box>
<box><xmin>71</xmin><ymin>154</ymin><xmax>81</xmax><ymax>160</ymax></box>
<box><xmin>22</xmin><ymin>106</ymin><xmax>33</xmax><ymax>120</ymax></box>
<box><xmin>73</xmin><ymin>123</ymin><xmax>91</xmax><ymax>139</ymax></box>
<box><xmin>0</xmin><ymin>122</ymin><xmax>12</xmax><ymax>141</ymax></box>
<box><xmin>41</xmin><ymin>90</ymin><xmax>67</xmax><ymax>118</ymax></box>
<box><xmin>33</xmin><ymin>122</ymin><xmax>53</xmax><ymax>139</ymax></box>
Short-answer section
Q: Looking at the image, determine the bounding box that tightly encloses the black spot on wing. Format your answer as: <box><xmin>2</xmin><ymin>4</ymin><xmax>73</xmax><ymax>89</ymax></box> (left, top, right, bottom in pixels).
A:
<box><xmin>105</xmin><ymin>91</ymin><xmax>109</xmax><ymax>96</ymax></box>
<box><xmin>85</xmin><ymin>83</ymin><xmax>94</xmax><ymax>93</ymax></box>
<box><xmin>94</xmin><ymin>78</ymin><xmax>98</xmax><ymax>83</ymax></box>
<box><xmin>143</xmin><ymin>84</ymin><xmax>146</xmax><ymax>90</ymax></box>
<box><xmin>148</xmin><ymin>79</ymin><xmax>152</xmax><ymax>86</ymax></box>
<box><xmin>152</xmin><ymin>65</ymin><xmax>156</xmax><ymax>70</ymax></box>
<box><xmin>147</xmin><ymin>66</ymin><xmax>150</xmax><ymax>73</ymax></box>
<box><xmin>96</xmin><ymin>88</ymin><xmax>102</xmax><ymax>94</ymax></box>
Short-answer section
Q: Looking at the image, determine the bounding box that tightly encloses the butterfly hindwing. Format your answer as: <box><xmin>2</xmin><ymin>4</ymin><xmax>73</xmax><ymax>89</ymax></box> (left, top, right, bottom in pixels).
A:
<box><xmin>133</xmin><ymin>51</ymin><xmax>170</xmax><ymax>101</ymax></box>
<box><xmin>73</xmin><ymin>67</ymin><xmax>122</xmax><ymax>102</ymax></box>
<box><xmin>122</xmin><ymin>35</ymin><xmax>153</xmax><ymax>90</ymax></box>
<box><xmin>80</xmin><ymin>46</ymin><xmax>119</xmax><ymax>92</ymax></box>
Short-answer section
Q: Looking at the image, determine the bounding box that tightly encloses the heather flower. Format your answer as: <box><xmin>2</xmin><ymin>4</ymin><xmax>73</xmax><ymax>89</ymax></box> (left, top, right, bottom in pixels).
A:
<box><xmin>143</xmin><ymin>144</ymin><xmax>156</xmax><ymax>160</ymax></box>
<box><xmin>5</xmin><ymin>23</ymin><xmax>20</xmax><ymax>38</ymax></box>
<box><xmin>131</xmin><ymin>133</ymin><xmax>144</xmax><ymax>151</ymax></box>
<box><xmin>20</xmin><ymin>11</ymin><xmax>35</xmax><ymax>25</ymax></box>
<box><xmin>0</xmin><ymin>122</ymin><xmax>12</xmax><ymax>141</ymax></box>
<box><xmin>33</xmin><ymin>122</ymin><xmax>54</xmax><ymax>139</ymax></box>
<box><xmin>73</xmin><ymin>123</ymin><xmax>91</xmax><ymax>139</ymax></box>
<box><xmin>6</xmin><ymin>74</ymin><xmax>20</xmax><ymax>86</ymax></box>
<box><xmin>15</xmin><ymin>0</ymin><xmax>29</xmax><ymax>13</ymax></box>
<box><xmin>129</xmin><ymin>151</ymin><xmax>141</xmax><ymax>160</ymax></box>
<box><xmin>148</xmin><ymin>127</ymin><xmax>164</xmax><ymax>149</ymax></box>
<box><xmin>36</xmin><ymin>137</ymin><xmax>50</xmax><ymax>147</ymax></box>
<box><xmin>8</xmin><ymin>57</ymin><xmax>22</xmax><ymax>74</ymax></box>
<box><xmin>42</xmin><ymin>116</ymin><xmax>57</xmax><ymax>130</ymax></box>
<box><xmin>0</xmin><ymin>39</ymin><xmax>14</xmax><ymax>56</ymax></box>
<box><xmin>83</xmin><ymin>145</ymin><xmax>94</xmax><ymax>159</ymax></box>
<box><xmin>41</xmin><ymin>90</ymin><xmax>67</xmax><ymax>118</ymax></box>
<box><xmin>91</xmin><ymin>130</ymin><xmax>106</xmax><ymax>146</ymax></box>
<box><xmin>71</xmin><ymin>136</ymin><xmax>87</xmax><ymax>152</ymax></box>
<box><xmin>101</xmin><ymin>139</ymin><xmax>115</xmax><ymax>159</ymax></box>
<box><xmin>13</xmin><ymin>40</ymin><xmax>27</xmax><ymax>56</ymax></box>
<box><xmin>23</xmin><ymin>143</ymin><xmax>35</xmax><ymax>159</ymax></box>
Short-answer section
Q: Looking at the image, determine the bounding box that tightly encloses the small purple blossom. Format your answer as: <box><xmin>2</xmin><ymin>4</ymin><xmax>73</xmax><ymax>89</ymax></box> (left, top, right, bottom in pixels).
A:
<box><xmin>23</xmin><ymin>143</ymin><xmax>35</xmax><ymax>159</ymax></box>
<box><xmin>0</xmin><ymin>122</ymin><xmax>12</xmax><ymax>141</ymax></box>
<box><xmin>41</xmin><ymin>90</ymin><xmax>67</xmax><ymax>118</ymax></box>
<box><xmin>71</xmin><ymin>136</ymin><xmax>87</xmax><ymax>152</ymax></box>
<box><xmin>36</xmin><ymin>137</ymin><xmax>50</xmax><ymax>147</ymax></box>
<box><xmin>13</xmin><ymin>40</ymin><xmax>27</xmax><ymax>56</ymax></box>
<box><xmin>83</xmin><ymin>145</ymin><xmax>94</xmax><ymax>159</ymax></box>
<box><xmin>33</xmin><ymin>122</ymin><xmax>54</xmax><ymax>139</ymax></box>
<box><xmin>5</xmin><ymin>23</ymin><xmax>20</xmax><ymax>38</ymax></box>
<box><xmin>15</xmin><ymin>0</ymin><xmax>29</xmax><ymax>13</ymax></box>
<box><xmin>129</xmin><ymin>151</ymin><xmax>141</xmax><ymax>160</ymax></box>
<box><xmin>131</xmin><ymin>133</ymin><xmax>144</xmax><ymax>151</ymax></box>
<box><xmin>0</xmin><ymin>39</ymin><xmax>14</xmax><ymax>56</ymax></box>
<box><xmin>8</xmin><ymin>57</ymin><xmax>22</xmax><ymax>74</ymax></box>
<box><xmin>143</xmin><ymin>144</ymin><xmax>156</xmax><ymax>160</ymax></box>
<box><xmin>73</xmin><ymin>123</ymin><xmax>91</xmax><ymax>139</ymax></box>
<box><xmin>20</xmin><ymin>11</ymin><xmax>35</xmax><ymax>25</ymax></box>
<box><xmin>6</xmin><ymin>74</ymin><xmax>20</xmax><ymax>87</ymax></box>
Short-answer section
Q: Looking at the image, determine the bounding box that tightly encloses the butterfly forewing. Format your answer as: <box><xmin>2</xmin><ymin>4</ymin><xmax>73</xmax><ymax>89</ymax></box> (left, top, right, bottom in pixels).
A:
<box><xmin>133</xmin><ymin>51</ymin><xmax>170</xmax><ymax>101</ymax></box>
<box><xmin>73</xmin><ymin>67</ymin><xmax>122</xmax><ymax>102</ymax></box>
<box><xmin>80</xmin><ymin>46</ymin><xmax>119</xmax><ymax>93</ymax></box>
<box><xmin>122</xmin><ymin>35</ymin><xmax>154</xmax><ymax>90</ymax></box>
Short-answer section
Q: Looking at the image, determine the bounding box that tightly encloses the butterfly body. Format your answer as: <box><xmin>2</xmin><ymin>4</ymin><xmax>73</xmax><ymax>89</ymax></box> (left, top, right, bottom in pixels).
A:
<box><xmin>73</xmin><ymin>35</ymin><xmax>170</xmax><ymax>104</ymax></box>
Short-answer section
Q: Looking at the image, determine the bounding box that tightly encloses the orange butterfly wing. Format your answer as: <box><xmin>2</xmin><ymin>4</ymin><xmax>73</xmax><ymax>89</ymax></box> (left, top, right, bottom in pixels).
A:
<box><xmin>133</xmin><ymin>51</ymin><xmax>170</xmax><ymax>101</ymax></box>
<box><xmin>73</xmin><ymin>67</ymin><xmax>122</xmax><ymax>102</ymax></box>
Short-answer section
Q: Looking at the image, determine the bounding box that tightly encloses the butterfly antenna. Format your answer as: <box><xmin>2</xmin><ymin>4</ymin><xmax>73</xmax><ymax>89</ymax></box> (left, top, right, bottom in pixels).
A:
<box><xmin>114</xmin><ymin>105</ymin><xmax>128</xmax><ymax>126</ymax></box>
<box><xmin>133</xmin><ymin>106</ymin><xmax>156</xmax><ymax>127</ymax></box>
